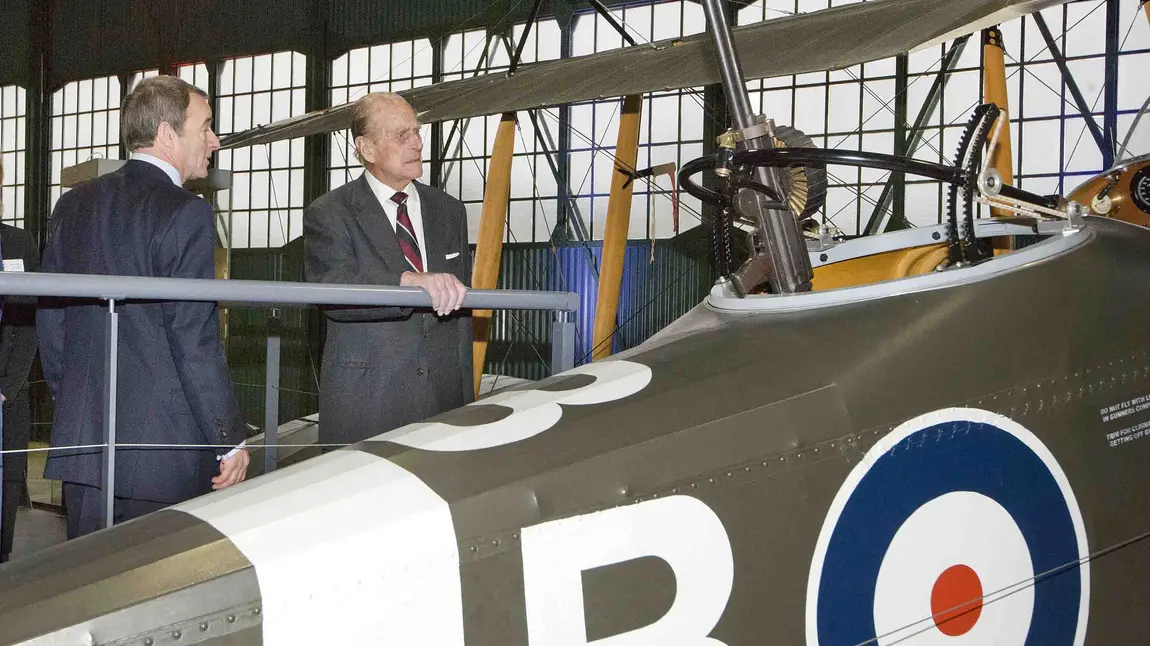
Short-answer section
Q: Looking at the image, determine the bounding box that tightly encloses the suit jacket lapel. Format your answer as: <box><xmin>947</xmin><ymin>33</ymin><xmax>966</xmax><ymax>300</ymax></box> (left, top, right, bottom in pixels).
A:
<box><xmin>415</xmin><ymin>181</ymin><xmax>448</xmax><ymax>274</ymax></box>
<box><xmin>349</xmin><ymin>175</ymin><xmax>408</xmax><ymax>275</ymax></box>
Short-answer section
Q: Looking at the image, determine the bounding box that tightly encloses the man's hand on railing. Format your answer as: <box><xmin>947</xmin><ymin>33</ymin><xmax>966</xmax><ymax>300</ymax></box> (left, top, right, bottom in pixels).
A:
<box><xmin>212</xmin><ymin>448</ymin><xmax>250</xmax><ymax>490</ymax></box>
<box><xmin>401</xmin><ymin>271</ymin><xmax>468</xmax><ymax>316</ymax></box>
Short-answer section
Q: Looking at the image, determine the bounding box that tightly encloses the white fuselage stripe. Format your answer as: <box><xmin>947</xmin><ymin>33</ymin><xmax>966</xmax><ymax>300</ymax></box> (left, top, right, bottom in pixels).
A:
<box><xmin>177</xmin><ymin>449</ymin><xmax>464</xmax><ymax>645</ymax></box>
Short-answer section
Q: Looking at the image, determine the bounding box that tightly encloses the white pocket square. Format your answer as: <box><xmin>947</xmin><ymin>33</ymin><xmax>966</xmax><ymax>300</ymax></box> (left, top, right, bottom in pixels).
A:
<box><xmin>445</xmin><ymin>252</ymin><xmax>460</xmax><ymax>260</ymax></box>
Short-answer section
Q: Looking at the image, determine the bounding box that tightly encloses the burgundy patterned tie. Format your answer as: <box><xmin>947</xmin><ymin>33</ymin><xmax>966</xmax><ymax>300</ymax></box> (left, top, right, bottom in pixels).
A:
<box><xmin>390</xmin><ymin>191</ymin><xmax>424</xmax><ymax>272</ymax></box>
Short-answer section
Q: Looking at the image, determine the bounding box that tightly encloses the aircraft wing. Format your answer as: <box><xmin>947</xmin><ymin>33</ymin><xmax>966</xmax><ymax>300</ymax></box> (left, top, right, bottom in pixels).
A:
<box><xmin>218</xmin><ymin>0</ymin><xmax>1067</xmax><ymax>150</ymax></box>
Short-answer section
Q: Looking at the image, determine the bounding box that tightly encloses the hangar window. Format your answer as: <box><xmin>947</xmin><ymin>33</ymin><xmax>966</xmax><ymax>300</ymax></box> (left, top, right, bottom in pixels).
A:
<box><xmin>1011</xmin><ymin>1</ymin><xmax>1149</xmax><ymax>196</ymax></box>
<box><xmin>128</xmin><ymin>69</ymin><xmax>159</xmax><ymax>88</ymax></box>
<box><xmin>0</xmin><ymin>85</ymin><xmax>26</xmax><ymax>228</ymax></box>
<box><xmin>178</xmin><ymin>63</ymin><xmax>211</xmax><ymax>95</ymax></box>
<box><xmin>328</xmin><ymin>38</ymin><xmax>434</xmax><ymax>192</ymax></box>
<box><xmin>568</xmin><ymin>1</ymin><xmax>705</xmax><ymax>242</ymax></box>
<box><xmin>215</xmin><ymin>51</ymin><xmax>308</xmax><ymax>249</ymax></box>
<box><xmin>49</xmin><ymin>75</ymin><xmax>122</xmax><ymax>210</ymax></box>
<box><xmin>437</xmin><ymin>23</ymin><xmax>563</xmax><ymax>245</ymax></box>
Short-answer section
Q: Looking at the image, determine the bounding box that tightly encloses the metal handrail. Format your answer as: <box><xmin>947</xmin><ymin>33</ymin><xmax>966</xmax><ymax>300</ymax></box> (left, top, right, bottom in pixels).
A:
<box><xmin>0</xmin><ymin>270</ymin><xmax>579</xmax><ymax>530</ymax></box>
<box><xmin>0</xmin><ymin>271</ymin><xmax>580</xmax><ymax>312</ymax></box>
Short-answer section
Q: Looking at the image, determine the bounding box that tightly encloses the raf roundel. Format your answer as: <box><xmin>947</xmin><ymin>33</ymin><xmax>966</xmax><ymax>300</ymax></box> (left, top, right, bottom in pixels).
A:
<box><xmin>805</xmin><ymin>408</ymin><xmax>1089</xmax><ymax>646</ymax></box>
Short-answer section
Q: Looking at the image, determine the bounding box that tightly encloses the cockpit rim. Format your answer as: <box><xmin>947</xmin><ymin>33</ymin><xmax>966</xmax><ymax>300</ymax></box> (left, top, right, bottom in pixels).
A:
<box><xmin>706</xmin><ymin>217</ymin><xmax>1093</xmax><ymax>313</ymax></box>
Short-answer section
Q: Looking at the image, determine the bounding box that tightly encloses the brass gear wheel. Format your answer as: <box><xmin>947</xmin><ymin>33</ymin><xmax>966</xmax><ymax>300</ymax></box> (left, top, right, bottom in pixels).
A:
<box><xmin>771</xmin><ymin>125</ymin><xmax>827</xmax><ymax>223</ymax></box>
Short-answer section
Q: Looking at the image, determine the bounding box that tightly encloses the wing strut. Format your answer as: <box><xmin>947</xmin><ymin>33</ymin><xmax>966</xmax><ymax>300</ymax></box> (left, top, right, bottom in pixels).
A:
<box><xmin>982</xmin><ymin>25</ymin><xmax>1014</xmax><ymax>224</ymax></box>
<box><xmin>591</xmin><ymin>95</ymin><xmax>643</xmax><ymax>361</ymax></box>
<box><xmin>472</xmin><ymin>113</ymin><xmax>517</xmax><ymax>396</ymax></box>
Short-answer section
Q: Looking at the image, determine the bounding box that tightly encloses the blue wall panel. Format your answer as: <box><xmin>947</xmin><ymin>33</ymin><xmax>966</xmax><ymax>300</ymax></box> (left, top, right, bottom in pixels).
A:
<box><xmin>489</xmin><ymin>229</ymin><xmax>713</xmax><ymax>379</ymax></box>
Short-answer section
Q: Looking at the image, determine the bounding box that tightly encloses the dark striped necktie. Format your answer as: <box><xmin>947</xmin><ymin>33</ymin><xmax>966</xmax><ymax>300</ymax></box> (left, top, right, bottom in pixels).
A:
<box><xmin>390</xmin><ymin>191</ymin><xmax>424</xmax><ymax>272</ymax></box>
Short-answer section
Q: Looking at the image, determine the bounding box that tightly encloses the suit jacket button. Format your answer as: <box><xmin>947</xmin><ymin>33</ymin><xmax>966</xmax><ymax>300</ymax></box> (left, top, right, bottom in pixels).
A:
<box><xmin>416</xmin><ymin>368</ymin><xmax>425</xmax><ymax>376</ymax></box>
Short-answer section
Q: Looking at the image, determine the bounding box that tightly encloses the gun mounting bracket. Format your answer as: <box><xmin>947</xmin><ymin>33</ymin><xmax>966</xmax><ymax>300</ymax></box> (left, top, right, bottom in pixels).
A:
<box><xmin>716</xmin><ymin>118</ymin><xmax>776</xmax><ymax>147</ymax></box>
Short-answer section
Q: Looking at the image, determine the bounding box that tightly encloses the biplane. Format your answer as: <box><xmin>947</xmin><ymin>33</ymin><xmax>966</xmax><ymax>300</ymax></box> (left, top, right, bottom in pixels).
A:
<box><xmin>1</xmin><ymin>0</ymin><xmax>1150</xmax><ymax>644</ymax></box>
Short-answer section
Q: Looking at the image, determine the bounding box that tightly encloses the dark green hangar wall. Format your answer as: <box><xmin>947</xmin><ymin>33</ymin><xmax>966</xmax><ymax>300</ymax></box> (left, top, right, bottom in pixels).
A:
<box><xmin>0</xmin><ymin>0</ymin><xmax>31</xmax><ymax>88</ymax></box>
<box><xmin>40</xmin><ymin>0</ymin><xmax>622</xmax><ymax>89</ymax></box>
<box><xmin>47</xmin><ymin>0</ymin><xmax>316</xmax><ymax>88</ymax></box>
<box><xmin>325</xmin><ymin>0</ymin><xmax>580</xmax><ymax>54</ymax></box>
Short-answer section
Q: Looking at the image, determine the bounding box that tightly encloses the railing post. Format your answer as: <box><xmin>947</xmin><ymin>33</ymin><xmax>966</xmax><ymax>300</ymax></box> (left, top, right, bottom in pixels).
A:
<box><xmin>102</xmin><ymin>299</ymin><xmax>119</xmax><ymax>529</ymax></box>
<box><xmin>551</xmin><ymin>309</ymin><xmax>576</xmax><ymax>374</ymax></box>
<box><xmin>264</xmin><ymin>309</ymin><xmax>282</xmax><ymax>473</ymax></box>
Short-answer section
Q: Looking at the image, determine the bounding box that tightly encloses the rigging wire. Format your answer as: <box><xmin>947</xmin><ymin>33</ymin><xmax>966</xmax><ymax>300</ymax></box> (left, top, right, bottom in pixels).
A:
<box><xmin>1116</xmin><ymin>92</ymin><xmax>1150</xmax><ymax>161</ymax></box>
<box><xmin>851</xmin><ymin>528</ymin><xmax>1150</xmax><ymax>646</ymax></box>
<box><xmin>1058</xmin><ymin>3</ymin><xmax>1142</xmax><ymax>169</ymax></box>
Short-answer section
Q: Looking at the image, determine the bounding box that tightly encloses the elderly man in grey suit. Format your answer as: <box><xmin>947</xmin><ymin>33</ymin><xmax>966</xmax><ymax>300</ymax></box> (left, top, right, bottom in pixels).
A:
<box><xmin>304</xmin><ymin>92</ymin><xmax>473</xmax><ymax>449</ymax></box>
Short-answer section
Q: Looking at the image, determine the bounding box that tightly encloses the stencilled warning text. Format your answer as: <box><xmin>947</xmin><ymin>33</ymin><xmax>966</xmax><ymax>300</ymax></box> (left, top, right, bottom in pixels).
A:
<box><xmin>1106</xmin><ymin>420</ymin><xmax>1150</xmax><ymax>447</ymax></box>
<box><xmin>1101</xmin><ymin>393</ymin><xmax>1150</xmax><ymax>448</ymax></box>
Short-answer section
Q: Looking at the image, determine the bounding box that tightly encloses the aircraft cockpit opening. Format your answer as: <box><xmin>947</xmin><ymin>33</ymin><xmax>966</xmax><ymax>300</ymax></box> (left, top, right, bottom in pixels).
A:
<box><xmin>680</xmin><ymin>101</ymin><xmax>1090</xmax><ymax>301</ymax></box>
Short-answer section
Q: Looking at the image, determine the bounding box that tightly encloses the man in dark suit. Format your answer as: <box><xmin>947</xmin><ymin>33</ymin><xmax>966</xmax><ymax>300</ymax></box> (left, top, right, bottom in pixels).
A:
<box><xmin>38</xmin><ymin>76</ymin><xmax>250</xmax><ymax>539</ymax></box>
<box><xmin>304</xmin><ymin>92</ymin><xmax>473</xmax><ymax>448</ymax></box>
<box><xmin>0</xmin><ymin>210</ymin><xmax>39</xmax><ymax>562</ymax></box>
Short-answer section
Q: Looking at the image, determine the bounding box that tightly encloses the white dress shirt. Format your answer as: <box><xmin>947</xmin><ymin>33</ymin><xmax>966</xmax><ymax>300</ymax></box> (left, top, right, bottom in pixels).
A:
<box><xmin>363</xmin><ymin>170</ymin><xmax>428</xmax><ymax>272</ymax></box>
<box><xmin>130</xmin><ymin>152</ymin><xmax>182</xmax><ymax>186</ymax></box>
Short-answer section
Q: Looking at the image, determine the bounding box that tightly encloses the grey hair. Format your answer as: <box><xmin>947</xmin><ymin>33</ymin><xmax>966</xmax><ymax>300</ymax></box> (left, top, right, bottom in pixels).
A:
<box><xmin>121</xmin><ymin>76</ymin><xmax>209</xmax><ymax>151</ymax></box>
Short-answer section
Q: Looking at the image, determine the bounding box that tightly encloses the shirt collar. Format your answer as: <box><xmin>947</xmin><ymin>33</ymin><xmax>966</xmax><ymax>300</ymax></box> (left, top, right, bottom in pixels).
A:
<box><xmin>130</xmin><ymin>152</ymin><xmax>182</xmax><ymax>186</ymax></box>
<box><xmin>363</xmin><ymin>170</ymin><xmax>418</xmax><ymax>208</ymax></box>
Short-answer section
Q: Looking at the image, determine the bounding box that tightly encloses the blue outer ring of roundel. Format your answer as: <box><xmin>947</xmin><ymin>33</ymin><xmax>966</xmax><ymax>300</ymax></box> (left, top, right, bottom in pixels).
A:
<box><xmin>816</xmin><ymin>420</ymin><xmax>1084</xmax><ymax>645</ymax></box>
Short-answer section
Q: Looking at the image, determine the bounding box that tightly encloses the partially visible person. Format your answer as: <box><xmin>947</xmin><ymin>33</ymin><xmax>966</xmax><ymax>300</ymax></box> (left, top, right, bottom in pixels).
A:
<box><xmin>0</xmin><ymin>164</ymin><xmax>38</xmax><ymax>561</ymax></box>
<box><xmin>37</xmin><ymin>75</ymin><xmax>249</xmax><ymax>539</ymax></box>
<box><xmin>304</xmin><ymin>92</ymin><xmax>473</xmax><ymax>449</ymax></box>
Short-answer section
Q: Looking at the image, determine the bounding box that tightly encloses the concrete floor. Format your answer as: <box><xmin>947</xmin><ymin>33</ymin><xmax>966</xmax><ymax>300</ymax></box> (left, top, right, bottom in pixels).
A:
<box><xmin>26</xmin><ymin>441</ymin><xmax>62</xmax><ymax>508</ymax></box>
<box><xmin>9</xmin><ymin>506</ymin><xmax>67</xmax><ymax>560</ymax></box>
<box><xmin>6</xmin><ymin>441</ymin><xmax>67</xmax><ymax>563</ymax></box>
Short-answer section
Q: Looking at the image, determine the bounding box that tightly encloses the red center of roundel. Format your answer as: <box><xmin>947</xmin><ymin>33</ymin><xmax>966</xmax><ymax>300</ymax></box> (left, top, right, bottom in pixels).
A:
<box><xmin>930</xmin><ymin>564</ymin><xmax>984</xmax><ymax>636</ymax></box>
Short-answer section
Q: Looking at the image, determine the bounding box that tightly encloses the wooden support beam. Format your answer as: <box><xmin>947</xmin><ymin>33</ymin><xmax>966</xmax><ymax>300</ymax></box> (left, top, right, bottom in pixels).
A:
<box><xmin>982</xmin><ymin>26</ymin><xmax>1014</xmax><ymax>219</ymax></box>
<box><xmin>591</xmin><ymin>95</ymin><xmax>643</xmax><ymax>361</ymax></box>
<box><xmin>471</xmin><ymin>112</ymin><xmax>517</xmax><ymax>396</ymax></box>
